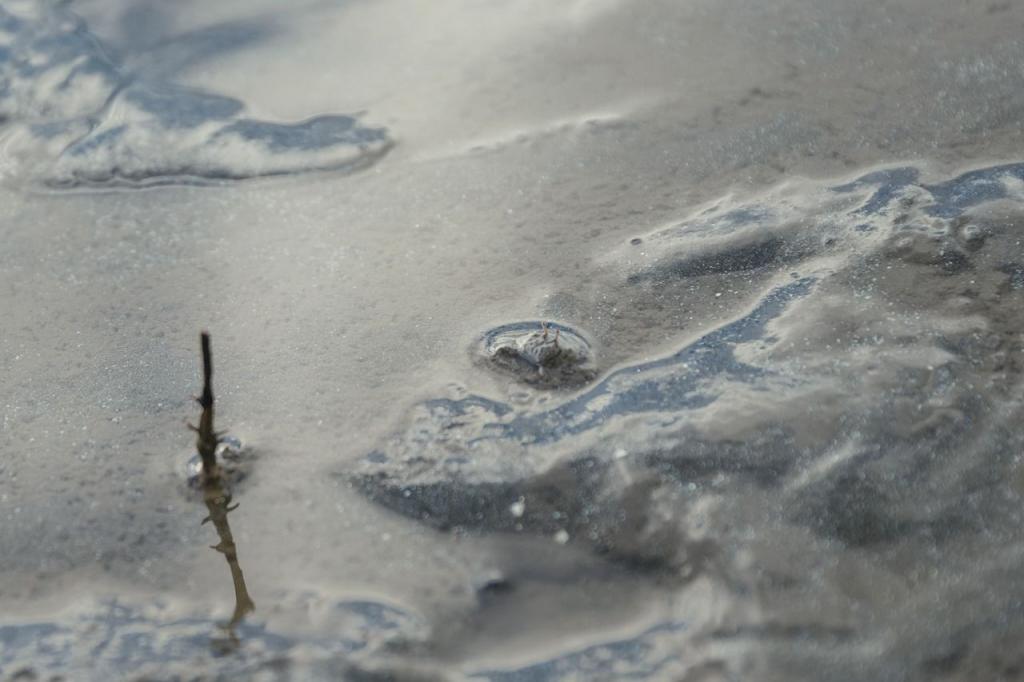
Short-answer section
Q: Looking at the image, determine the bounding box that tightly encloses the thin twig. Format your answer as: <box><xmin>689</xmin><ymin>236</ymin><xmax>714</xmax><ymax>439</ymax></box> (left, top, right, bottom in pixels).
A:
<box><xmin>196</xmin><ymin>331</ymin><xmax>218</xmax><ymax>476</ymax></box>
<box><xmin>191</xmin><ymin>331</ymin><xmax>254</xmax><ymax>640</ymax></box>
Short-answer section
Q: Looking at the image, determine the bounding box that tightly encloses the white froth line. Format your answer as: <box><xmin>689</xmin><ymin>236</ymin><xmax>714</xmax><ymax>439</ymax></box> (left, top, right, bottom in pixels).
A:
<box><xmin>784</xmin><ymin>438</ymin><xmax>862</xmax><ymax>494</ymax></box>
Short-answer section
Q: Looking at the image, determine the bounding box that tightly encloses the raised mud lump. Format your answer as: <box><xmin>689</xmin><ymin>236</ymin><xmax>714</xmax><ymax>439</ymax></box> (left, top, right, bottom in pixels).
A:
<box><xmin>480</xmin><ymin>321</ymin><xmax>597</xmax><ymax>389</ymax></box>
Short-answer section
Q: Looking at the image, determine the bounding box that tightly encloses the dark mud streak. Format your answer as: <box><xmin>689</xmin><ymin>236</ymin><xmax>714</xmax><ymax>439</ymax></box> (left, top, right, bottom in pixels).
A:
<box><xmin>486</xmin><ymin>277</ymin><xmax>816</xmax><ymax>446</ymax></box>
<box><xmin>832</xmin><ymin>166</ymin><xmax>921</xmax><ymax>214</ymax></box>
<box><xmin>998</xmin><ymin>262</ymin><xmax>1024</xmax><ymax>289</ymax></box>
<box><xmin>627</xmin><ymin>236</ymin><xmax>787</xmax><ymax>283</ymax></box>
<box><xmin>45</xmin><ymin>140</ymin><xmax>394</xmax><ymax>189</ymax></box>
<box><xmin>355</xmin><ymin>279</ymin><xmax>817</xmax><ymax>570</ymax></box>
<box><xmin>359</xmin><ymin>478</ymin><xmax>521</xmax><ymax>531</ymax></box>
<box><xmin>643</xmin><ymin>429</ymin><xmax>798</xmax><ymax>488</ymax></box>
<box><xmin>0</xmin><ymin>600</ymin><xmax>422</xmax><ymax>677</ymax></box>
<box><xmin>710</xmin><ymin>623</ymin><xmax>856</xmax><ymax>642</ymax></box>
<box><xmin>365</xmin><ymin>277</ymin><xmax>814</xmax><ymax>506</ymax></box>
<box><xmin>833</xmin><ymin>162</ymin><xmax>1024</xmax><ymax>218</ymax></box>
<box><xmin>470</xmin><ymin>621</ymin><xmax>688</xmax><ymax>681</ymax></box>
<box><xmin>422</xmin><ymin>394</ymin><xmax>514</xmax><ymax>420</ymax></box>
<box><xmin>0</xmin><ymin>4</ymin><xmax>393</xmax><ymax>187</ymax></box>
<box><xmin>216</xmin><ymin>115</ymin><xmax>388</xmax><ymax>152</ymax></box>
<box><xmin>120</xmin><ymin>83</ymin><xmax>244</xmax><ymax>128</ymax></box>
<box><xmin>136</xmin><ymin>19</ymin><xmax>278</xmax><ymax>78</ymax></box>
<box><xmin>924</xmin><ymin>163</ymin><xmax>1024</xmax><ymax>217</ymax></box>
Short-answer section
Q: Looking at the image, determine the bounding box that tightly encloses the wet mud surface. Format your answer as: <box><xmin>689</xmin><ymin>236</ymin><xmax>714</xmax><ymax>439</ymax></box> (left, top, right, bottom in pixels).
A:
<box><xmin>3</xmin><ymin>0</ymin><xmax>1024</xmax><ymax>680</ymax></box>
<box><xmin>358</xmin><ymin>161</ymin><xmax>1024</xmax><ymax>677</ymax></box>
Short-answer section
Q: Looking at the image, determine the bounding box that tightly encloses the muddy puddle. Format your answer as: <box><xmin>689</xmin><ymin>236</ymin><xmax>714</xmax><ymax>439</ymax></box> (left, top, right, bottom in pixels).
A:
<box><xmin>2</xmin><ymin>0</ymin><xmax>1024</xmax><ymax>680</ymax></box>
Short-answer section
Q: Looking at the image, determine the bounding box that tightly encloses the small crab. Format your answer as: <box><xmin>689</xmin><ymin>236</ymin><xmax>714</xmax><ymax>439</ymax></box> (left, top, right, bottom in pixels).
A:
<box><xmin>480</xmin><ymin>321</ymin><xmax>597</xmax><ymax>389</ymax></box>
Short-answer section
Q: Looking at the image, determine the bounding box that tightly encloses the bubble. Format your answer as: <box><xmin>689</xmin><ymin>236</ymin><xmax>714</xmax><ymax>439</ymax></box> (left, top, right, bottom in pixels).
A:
<box><xmin>509</xmin><ymin>497</ymin><xmax>526</xmax><ymax>517</ymax></box>
<box><xmin>184</xmin><ymin>436</ymin><xmax>251</xmax><ymax>493</ymax></box>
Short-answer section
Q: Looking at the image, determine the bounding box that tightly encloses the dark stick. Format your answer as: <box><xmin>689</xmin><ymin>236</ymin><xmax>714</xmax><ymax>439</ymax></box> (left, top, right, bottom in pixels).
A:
<box><xmin>191</xmin><ymin>332</ymin><xmax>254</xmax><ymax>641</ymax></box>
<box><xmin>200</xmin><ymin>332</ymin><xmax>214</xmax><ymax>410</ymax></box>
<box><xmin>196</xmin><ymin>331</ymin><xmax>218</xmax><ymax>475</ymax></box>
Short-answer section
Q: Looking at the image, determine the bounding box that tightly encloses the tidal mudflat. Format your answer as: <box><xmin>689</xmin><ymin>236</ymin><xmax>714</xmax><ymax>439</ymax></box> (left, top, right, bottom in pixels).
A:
<box><xmin>2</xmin><ymin>0</ymin><xmax>1024</xmax><ymax>680</ymax></box>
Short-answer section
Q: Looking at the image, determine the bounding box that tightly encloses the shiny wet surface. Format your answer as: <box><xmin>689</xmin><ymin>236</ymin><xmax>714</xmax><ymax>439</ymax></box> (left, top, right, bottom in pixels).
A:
<box><xmin>2</xmin><ymin>0</ymin><xmax>1024</xmax><ymax>680</ymax></box>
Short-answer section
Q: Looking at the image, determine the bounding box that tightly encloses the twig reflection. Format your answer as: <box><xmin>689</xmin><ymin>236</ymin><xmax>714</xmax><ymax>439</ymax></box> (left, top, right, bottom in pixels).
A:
<box><xmin>202</xmin><ymin>477</ymin><xmax>255</xmax><ymax>651</ymax></box>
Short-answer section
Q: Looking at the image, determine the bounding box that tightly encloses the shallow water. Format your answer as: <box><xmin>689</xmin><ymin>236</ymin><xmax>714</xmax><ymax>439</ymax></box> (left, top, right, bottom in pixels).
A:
<box><xmin>2</xmin><ymin>0</ymin><xmax>1024</xmax><ymax>680</ymax></box>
